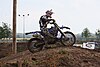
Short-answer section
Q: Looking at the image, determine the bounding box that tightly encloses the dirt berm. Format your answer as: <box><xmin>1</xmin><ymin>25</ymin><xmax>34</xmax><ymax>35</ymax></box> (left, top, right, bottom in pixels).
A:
<box><xmin>28</xmin><ymin>46</ymin><xmax>100</xmax><ymax>67</ymax></box>
<box><xmin>1</xmin><ymin>46</ymin><xmax>100</xmax><ymax>67</ymax></box>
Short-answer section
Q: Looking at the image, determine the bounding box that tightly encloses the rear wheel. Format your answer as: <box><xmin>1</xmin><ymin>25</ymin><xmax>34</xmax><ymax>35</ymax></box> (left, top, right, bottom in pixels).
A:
<box><xmin>61</xmin><ymin>31</ymin><xmax>76</xmax><ymax>46</ymax></box>
<box><xmin>27</xmin><ymin>38</ymin><xmax>44</xmax><ymax>53</ymax></box>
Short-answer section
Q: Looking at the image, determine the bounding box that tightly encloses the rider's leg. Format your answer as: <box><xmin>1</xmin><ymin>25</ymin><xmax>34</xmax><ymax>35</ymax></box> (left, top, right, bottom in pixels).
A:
<box><xmin>44</xmin><ymin>28</ymin><xmax>56</xmax><ymax>38</ymax></box>
<box><xmin>42</xmin><ymin>28</ymin><xmax>53</xmax><ymax>48</ymax></box>
<box><xmin>43</xmin><ymin>35</ymin><xmax>52</xmax><ymax>49</ymax></box>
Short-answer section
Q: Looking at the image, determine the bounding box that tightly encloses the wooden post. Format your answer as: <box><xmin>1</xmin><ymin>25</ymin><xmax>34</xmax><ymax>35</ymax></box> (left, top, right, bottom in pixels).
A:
<box><xmin>0</xmin><ymin>62</ymin><xmax>3</xmax><ymax>67</ymax></box>
<box><xmin>12</xmin><ymin>0</ymin><xmax>17</xmax><ymax>54</ymax></box>
<box><xmin>17</xmin><ymin>60</ymin><xmax>22</xmax><ymax>67</ymax></box>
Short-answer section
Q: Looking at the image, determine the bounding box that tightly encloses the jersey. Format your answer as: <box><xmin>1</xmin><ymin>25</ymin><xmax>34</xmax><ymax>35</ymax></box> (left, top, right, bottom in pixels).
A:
<box><xmin>39</xmin><ymin>15</ymin><xmax>52</xmax><ymax>29</ymax></box>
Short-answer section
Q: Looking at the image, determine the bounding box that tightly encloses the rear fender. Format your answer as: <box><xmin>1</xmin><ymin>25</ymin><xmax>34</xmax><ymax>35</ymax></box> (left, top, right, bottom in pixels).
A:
<box><xmin>25</xmin><ymin>31</ymin><xmax>41</xmax><ymax>35</ymax></box>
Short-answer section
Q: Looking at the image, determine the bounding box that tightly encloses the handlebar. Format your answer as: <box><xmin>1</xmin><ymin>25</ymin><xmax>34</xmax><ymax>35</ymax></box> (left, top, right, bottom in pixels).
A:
<box><xmin>48</xmin><ymin>19</ymin><xmax>55</xmax><ymax>24</ymax></box>
<box><xmin>48</xmin><ymin>19</ymin><xmax>70</xmax><ymax>30</ymax></box>
<box><xmin>60</xmin><ymin>26</ymin><xmax>70</xmax><ymax>29</ymax></box>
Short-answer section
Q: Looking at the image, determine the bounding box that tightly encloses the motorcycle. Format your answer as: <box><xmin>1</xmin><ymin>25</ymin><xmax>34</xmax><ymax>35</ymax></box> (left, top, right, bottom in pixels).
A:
<box><xmin>26</xmin><ymin>20</ymin><xmax>76</xmax><ymax>53</ymax></box>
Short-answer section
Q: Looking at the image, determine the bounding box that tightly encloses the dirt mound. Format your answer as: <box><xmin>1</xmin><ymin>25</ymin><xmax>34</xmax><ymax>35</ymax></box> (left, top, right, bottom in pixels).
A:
<box><xmin>1</xmin><ymin>46</ymin><xmax>100</xmax><ymax>67</ymax></box>
<box><xmin>26</xmin><ymin>47</ymin><xmax>100</xmax><ymax>67</ymax></box>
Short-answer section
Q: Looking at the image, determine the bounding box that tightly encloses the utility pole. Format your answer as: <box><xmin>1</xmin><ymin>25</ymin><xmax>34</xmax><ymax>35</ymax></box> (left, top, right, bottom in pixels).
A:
<box><xmin>12</xmin><ymin>0</ymin><xmax>17</xmax><ymax>54</ymax></box>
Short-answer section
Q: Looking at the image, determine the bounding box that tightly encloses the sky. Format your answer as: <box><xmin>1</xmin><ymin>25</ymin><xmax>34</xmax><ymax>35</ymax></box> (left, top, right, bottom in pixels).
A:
<box><xmin>0</xmin><ymin>0</ymin><xmax>100</xmax><ymax>34</ymax></box>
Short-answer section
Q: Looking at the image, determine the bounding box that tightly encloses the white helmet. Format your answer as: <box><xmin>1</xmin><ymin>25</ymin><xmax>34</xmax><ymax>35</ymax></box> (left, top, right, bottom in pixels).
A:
<box><xmin>46</xmin><ymin>9</ymin><xmax>53</xmax><ymax>15</ymax></box>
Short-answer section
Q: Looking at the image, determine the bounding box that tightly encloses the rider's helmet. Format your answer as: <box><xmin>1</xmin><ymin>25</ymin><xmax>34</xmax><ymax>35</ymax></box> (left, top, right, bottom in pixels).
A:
<box><xmin>46</xmin><ymin>9</ymin><xmax>53</xmax><ymax>18</ymax></box>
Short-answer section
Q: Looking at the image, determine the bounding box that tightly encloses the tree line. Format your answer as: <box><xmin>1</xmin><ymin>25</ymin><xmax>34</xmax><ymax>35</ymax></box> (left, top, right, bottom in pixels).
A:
<box><xmin>0</xmin><ymin>22</ymin><xmax>100</xmax><ymax>42</ymax></box>
<box><xmin>78</xmin><ymin>28</ymin><xmax>100</xmax><ymax>42</ymax></box>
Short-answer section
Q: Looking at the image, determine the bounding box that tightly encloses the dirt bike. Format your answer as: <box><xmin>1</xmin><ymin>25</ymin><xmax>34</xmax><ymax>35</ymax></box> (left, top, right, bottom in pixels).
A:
<box><xmin>26</xmin><ymin>20</ymin><xmax>76</xmax><ymax>53</ymax></box>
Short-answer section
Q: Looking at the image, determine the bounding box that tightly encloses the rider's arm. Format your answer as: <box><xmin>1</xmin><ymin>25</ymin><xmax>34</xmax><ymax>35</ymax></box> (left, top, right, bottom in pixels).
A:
<box><xmin>41</xmin><ymin>15</ymin><xmax>55</xmax><ymax>22</ymax></box>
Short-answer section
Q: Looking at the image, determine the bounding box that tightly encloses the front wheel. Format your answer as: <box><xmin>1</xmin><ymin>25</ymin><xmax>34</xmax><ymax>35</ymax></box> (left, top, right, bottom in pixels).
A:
<box><xmin>27</xmin><ymin>38</ymin><xmax>44</xmax><ymax>53</ymax></box>
<box><xmin>61</xmin><ymin>31</ymin><xmax>76</xmax><ymax>46</ymax></box>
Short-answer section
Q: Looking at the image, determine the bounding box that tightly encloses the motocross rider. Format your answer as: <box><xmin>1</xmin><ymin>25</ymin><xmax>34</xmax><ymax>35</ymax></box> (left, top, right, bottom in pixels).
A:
<box><xmin>39</xmin><ymin>9</ymin><xmax>55</xmax><ymax>38</ymax></box>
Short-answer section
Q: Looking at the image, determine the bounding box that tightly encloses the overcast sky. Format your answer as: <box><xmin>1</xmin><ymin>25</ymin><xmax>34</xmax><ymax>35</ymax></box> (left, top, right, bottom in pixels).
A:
<box><xmin>0</xmin><ymin>0</ymin><xmax>100</xmax><ymax>34</ymax></box>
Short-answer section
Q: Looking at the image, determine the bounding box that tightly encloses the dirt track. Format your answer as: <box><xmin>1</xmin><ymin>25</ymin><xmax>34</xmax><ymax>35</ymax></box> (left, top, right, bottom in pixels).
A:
<box><xmin>1</xmin><ymin>46</ymin><xmax>100</xmax><ymax>67</ymax></box>
<box><xmin>29</xmin><ymin>46</ymin><xmax>100</xmax><ymax>67</ymax></box>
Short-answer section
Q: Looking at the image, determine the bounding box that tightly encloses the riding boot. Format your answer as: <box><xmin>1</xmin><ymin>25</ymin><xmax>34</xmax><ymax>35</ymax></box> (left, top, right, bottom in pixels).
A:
<box><xmin>43</xmin><ymin>37</ymin><xmax>51</xmax><ymax>49</ymax></box>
